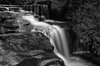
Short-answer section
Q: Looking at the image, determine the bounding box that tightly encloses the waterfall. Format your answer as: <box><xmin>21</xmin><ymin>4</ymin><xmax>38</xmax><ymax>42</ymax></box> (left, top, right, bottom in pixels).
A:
<box><xmin>50</xmin><ymin>25</ymin><xmax>69</xmax><ymax>59</ymax></box>
<box><xmin>49</xmin><ymin>25</ymin><xmax>71</xmax><ymax>66</ymax></box>
<box><xmin>21</xmin><ymin>13</ymin><xmax>95</xmax><ymax>66</ymax></box>
<box><xmin>49</xmin><ymin>25</ymin><xmax>94</xmax><ymax>66</ymax></box>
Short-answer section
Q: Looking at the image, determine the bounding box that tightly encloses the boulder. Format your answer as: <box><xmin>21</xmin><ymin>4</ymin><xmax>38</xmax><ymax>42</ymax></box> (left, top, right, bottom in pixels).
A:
<box><xmin>0</xmin><ymin>32</ymin><xmax>65</xmax><ymax>66</ymax></box>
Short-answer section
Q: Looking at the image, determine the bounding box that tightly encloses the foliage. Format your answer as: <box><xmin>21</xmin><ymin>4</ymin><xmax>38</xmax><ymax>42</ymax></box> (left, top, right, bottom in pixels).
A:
<box><xmin>72</xmin><ymin>1</ymin><xmax>100</xmax><ymax>55</ymax></box>
<box><xmin>73</xmin><ymin>2</ymin><xmax>100</xmax><ymax>37</ymax></box>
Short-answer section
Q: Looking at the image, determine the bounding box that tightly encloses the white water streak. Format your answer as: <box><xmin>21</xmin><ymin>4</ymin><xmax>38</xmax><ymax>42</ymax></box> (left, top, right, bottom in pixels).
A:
<box><xmin>52</xmin><ymin>25</ymin><xmax>69</xmax><ymax>58</ymax></box>
<box><xmin>21</xmin><ymin>14</ymin><xmax>95</xmax><ymax>66</ymax></box>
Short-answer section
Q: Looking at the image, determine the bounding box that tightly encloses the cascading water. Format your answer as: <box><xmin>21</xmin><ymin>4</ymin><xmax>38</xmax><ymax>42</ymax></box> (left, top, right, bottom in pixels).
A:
<box><xmin>50</xmin><ymin>25</ymin><xmax>69</xmax><ymax>59</ymax></box>
<box><xmin>21</xmin><ymin>13</ymin><xmax>95</xmax><ymax>66</ymax></box>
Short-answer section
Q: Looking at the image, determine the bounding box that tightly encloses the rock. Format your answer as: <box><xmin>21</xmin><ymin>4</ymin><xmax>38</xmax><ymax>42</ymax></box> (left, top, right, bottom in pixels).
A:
<box><xmin>0</xmin><ymin>32</ymin><xmax>65</xmax><ymax>66</ymax></box>
<box><xmin>0</xmin><ymin>11</ymin><xmax>34</xmax><ymax>33</ymax></box>
<box><xmin>16</xmin><ymin>52</ymin><xmax>65</xmax><ymax>66</ymax></box>
<box><xmin>0</xmin><ymin>32</ymin><xmax>54</xmax><ymax>52</ymax></box>
<box><xmin>0</xmin><ymin>11</ymin><xmax>65</xmax><ymax>66</ymax></box>
<box><xmin>0</xmin><ymin>11</ymin><xmax>19</xmax><ymax>34</ymax></box>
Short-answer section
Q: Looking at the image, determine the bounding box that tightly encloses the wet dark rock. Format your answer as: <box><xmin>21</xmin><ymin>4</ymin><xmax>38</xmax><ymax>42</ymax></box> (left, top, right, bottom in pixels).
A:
<box><xmin>0</xmin><ymin>32</ymin><xmax>65</xmax><ymax>66</ymax></box>
<box><xmin>0</xmin><ymin>11</ymin><xmax>19</xmax><ymax>34</ymax></box>
<box><xmin>0</xmin><ymin>11</ymin><xmax>65</xmax><ymax>66</ymax></box>
<box><xmin>0</xmin><ymin>32</ymin><xmax>54</xmax><ymax>52</ymax></box>
<box><xmin>16</xmin><ymin>52</ymin><xmax>65</xmax><ymax>66</ymax></box>
<box><xmin>0</xmin><ymin>11</ymin><xmax>34</xmax><ymax>34</ymax></box>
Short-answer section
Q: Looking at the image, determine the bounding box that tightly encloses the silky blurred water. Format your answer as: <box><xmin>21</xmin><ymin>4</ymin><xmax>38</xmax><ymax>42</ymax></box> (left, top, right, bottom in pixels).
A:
<box><xmin>49</xmin><ymin>25</ymin><xmax>95</xmax><ymax>66</ymax></box>
<box><xmin>22</xmin><ymin>13</ymin><xmax>95</xmax><ymax>66</ymax></box>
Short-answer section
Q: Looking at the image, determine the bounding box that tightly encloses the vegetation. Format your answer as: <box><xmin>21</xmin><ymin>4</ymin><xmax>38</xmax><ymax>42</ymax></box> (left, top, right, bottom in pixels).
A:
<box><xmin>71</xmin><ymin>0</ymin><xmax>100</xmax><ymax>55</ymax></box>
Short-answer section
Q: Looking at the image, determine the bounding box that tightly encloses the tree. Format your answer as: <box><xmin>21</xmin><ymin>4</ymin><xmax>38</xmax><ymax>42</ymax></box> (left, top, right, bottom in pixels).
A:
<box><xmin>72</xmin><ymin>1</ymin><xmax>100</xmax><ymax>54</ymax></box>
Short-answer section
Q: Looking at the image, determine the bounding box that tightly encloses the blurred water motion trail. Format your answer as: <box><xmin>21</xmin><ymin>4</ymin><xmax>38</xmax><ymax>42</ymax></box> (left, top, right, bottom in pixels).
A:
<box><xmin>50</xmin><ymin>25</ymin><xmax>69</xmax><ymax>59</ymax></box>
<box><xmin>22</xmin><ymin>14</ymin><xmax>95</xmax><ymax>66</ymax></box>
<box><xmin>50</xmin><ymin>25</ymin><xmax>95</xmax><ymax>66</ymax></box>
